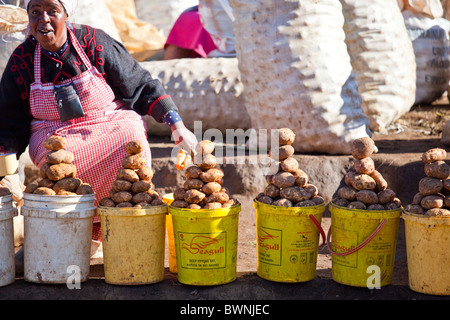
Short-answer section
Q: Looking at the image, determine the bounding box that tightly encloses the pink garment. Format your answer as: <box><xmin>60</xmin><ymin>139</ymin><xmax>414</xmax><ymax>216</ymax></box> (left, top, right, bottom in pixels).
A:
<box><xmin>165</xmin><ymin>8</ymin><xmax>217</xmax><ymax>58</ymax></box>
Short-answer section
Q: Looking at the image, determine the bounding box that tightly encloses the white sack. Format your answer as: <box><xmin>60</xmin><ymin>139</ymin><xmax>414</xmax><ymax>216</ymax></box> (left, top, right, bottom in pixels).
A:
<box><xmin>141</xmin><ymin>57</ymin><xmax>250</xmax><ymax>136</ymax></box>
<box><xmin>228</xmin><ymin>0</ymin><xmax>370</xmax><ymax>155</ymax></box>
<box><xmin>341</xmin><ymin>0</ymin><xmax>417</xmax><ymax>132</ymax></box>
<box><xmin>402</xmin><ymin>10</ymin><xmax>450</xmax><ymax>104</ymax></box>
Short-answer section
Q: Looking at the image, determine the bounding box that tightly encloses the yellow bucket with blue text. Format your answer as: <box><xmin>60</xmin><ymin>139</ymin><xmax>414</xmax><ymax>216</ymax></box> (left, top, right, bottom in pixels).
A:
<box><xmin>97</xmin><ymin>205</ymin><xmax>167</xmax><ymax>285</ymax></box>
<box><xmin>328</xmin><ymin>203</ymin><xmax>401</xmax><ymax>287</ymax></box>
<box><xmin>168</xmin><ymin>203</ymin><xmax>241</xmax><ymax>286</ymax></box>
<box><xmin>254</xmin><ymin>200</ymin><xmax>326</xmax><ymax>283</ymax></box>
<box><xmin>162</xmin><ymin>193</ymin><xmax>177</xmax><ymax>273</ymax></box>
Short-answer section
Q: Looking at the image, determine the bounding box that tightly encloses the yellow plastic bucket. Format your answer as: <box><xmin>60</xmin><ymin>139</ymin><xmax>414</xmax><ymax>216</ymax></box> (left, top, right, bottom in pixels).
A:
<box><xmin>254</xmin><ymin>200</ymin><xmax>326</xmax><ymax>283</ymax></box>
<box><xmin>402</xmin><ymin>212</ymin><xmax>450</xmax><ymax>295</ymax></box>
<box><xmin>328</xmin><ymin>203</ymin><xmax>401</xmax><ymax>287</ymax></box>
<box><xmin>97</xmin><ymin>205</ymin><xmax>167</xmax><ymax>285</ymax></box>
<box><xmin>162</xmin><ymin>193</ymin><xmax>177</xmax><ymax>273</ymax></box>
<box><xmin>169</xmin><ymin>203</ymin><xmax>241</xmax><ymax>286</ymax></box>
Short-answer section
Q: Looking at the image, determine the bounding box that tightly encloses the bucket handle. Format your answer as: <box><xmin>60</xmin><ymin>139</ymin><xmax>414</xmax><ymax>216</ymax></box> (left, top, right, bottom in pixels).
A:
<box><xmin>326</xmin><ymin>219</ymin><xmax>387</xmax><ymax>256</ymax></box>
<box><xmin>308</xmin><ymin>214</ymin><xmax>326</xmax><ymax>248</ymax></box>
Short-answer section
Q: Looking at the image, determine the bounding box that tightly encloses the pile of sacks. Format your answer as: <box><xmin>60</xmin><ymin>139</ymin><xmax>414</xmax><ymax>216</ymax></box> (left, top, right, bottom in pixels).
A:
<box><xmin>24</xmin><ymin>135</ymin><xmax>94</xmax><ymax>196</ymax></box>
<box><xmin>255</xmin><ymin>128</ymin><xmax>325</xmax><ymax>207</ymax></box>
<box><xmin>332</xmin><ymin>137</ymin><xmax>401</xmax><ymax>210</ymax></box>
<box><xmin>405</xmin><ymin>148</ymin><xmax>450</xmax><ymax>216</ymax></box>
<box><xmin>99</xmin><ymin>140</ymin><xmax>163</xmax><ymax>208</ymax></box>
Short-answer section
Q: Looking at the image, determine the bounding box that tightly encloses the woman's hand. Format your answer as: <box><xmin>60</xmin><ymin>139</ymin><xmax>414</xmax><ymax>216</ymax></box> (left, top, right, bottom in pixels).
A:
<box><xmin>170</xmin><ymin>121</ymin><xmax>198</xmax><ymax>155</ymax></box>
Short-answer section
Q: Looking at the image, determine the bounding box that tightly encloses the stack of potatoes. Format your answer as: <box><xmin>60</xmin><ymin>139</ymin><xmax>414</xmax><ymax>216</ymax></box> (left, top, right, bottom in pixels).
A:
<box><xmin>99</xmin><ymin>141</ymin><xmax>163</xmax><ymax>208</ymax></box>
<box><xmin>332</xmin><ymin>137</ymin><xmax>401</xmax><ymax>210</ymax></box>
<box><xmin>255</xmin><ymin>128</ymin><xmax>325</xmax><ymax>207</ymax></box>
<box><xmin>0</xmin><ymin>186</ymin><xmax>11</xmax><ymax>197</ymax></box>
<box><xmin>404</xmin><ymin>148</ymin><xmax>450</xmax><ymax>216</ymax></box>
<box><xmin>171</xmin><ymin>140</ymin><xmax>238</xmax><ymax>209</ymax></box>
<box><xmin>24</xmin><ymin>135</ymin><xmax>94</xmax><ymax>196</ymax></box>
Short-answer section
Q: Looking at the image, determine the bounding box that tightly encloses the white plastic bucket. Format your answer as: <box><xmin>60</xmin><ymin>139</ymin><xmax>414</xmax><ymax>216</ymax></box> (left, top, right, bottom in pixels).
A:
<box><xmin>0</xmin><ymin>194</ymin><xmax>18</xmax><ymax>287</ymax></box>
<box><xmin>21</xmin><ymin>193</ymin><xmax>96</xmax><ymax>284</ymax></box>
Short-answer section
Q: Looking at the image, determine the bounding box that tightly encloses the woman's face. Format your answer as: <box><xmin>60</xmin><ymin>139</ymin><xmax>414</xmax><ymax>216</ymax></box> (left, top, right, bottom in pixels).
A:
<box><xmin>28</xmin><ymin>0</ymin><xmax>68</xmax><ymax>52</ymax></box>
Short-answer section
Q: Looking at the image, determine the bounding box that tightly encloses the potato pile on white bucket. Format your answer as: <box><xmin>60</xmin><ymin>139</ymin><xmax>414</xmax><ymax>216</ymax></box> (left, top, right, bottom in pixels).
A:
<box><xmin>171</xmin><ymin>140</ymin><xmax>239</xmax><ymax>209</ymax></box>
<box><xmin>404</xmin><ymin>148</ymin><xmax>450</xmax><ymax>216</ymax></box>
<box><xmin>255</xmin><ymin>128</ymin><xmax>325</xmax><ymax>207</ymax></box>
<box><xmin>99</xmin><ymin>141</ymin><xmax>163</xmax><ymax>208</ymax></box>
<box><xmin>332</xmin><ymin>137</ymin><xmax>401</xmax><ymax>210</ymax></box>
<box><xmin>24</xmin><ymin>135</ymin><xmax>94</xmax><ymax>196</ymax></box>
<box><xmin>0</xmin><ymin>186</ymin><xmax>11</xmax><ymax>197</ymax></box>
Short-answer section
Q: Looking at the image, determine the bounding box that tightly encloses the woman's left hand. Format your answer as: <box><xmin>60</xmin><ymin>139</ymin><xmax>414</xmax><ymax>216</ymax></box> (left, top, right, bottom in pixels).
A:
<box><xmin>170</xmin><ymin>121</ymin><xmax>198</xmax><ymax>155</ymax></box>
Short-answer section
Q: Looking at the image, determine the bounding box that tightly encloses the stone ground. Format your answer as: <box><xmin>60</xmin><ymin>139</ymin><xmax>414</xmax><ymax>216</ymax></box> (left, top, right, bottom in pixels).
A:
<box><xmin>1</xmin><ymin>100</ymin><xmax>450</xmax><ymax>306</ymax></box>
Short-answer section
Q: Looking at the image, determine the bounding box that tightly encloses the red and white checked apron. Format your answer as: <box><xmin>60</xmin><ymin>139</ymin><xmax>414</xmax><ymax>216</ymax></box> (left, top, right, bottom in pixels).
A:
<box><xmin>28</xmin><ymin>28</ymin><xmax>151</xmax><ymax>240</ymax></box>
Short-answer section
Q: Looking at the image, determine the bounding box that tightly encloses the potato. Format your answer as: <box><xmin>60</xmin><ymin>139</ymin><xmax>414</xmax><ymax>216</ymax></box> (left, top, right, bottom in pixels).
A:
<box><xmin>33</xmin><ymin>187</ymin><xmax>56</xmax><ymax>195</ymax></box>
<box><xmin>443</xmin><ymin>179</ymin><xmax>450</xmax><ymax>192</ymax></box>
<box><xmin>333</xmin><ymin>198</ymin><xmax>349</xmax><ymax>207</ymax></box>
<box><xmin>418</xmin><ymin>177</ymin><xmax>443</xmax><ymax>196</ymax></box>
<box><xmin>111</xmin><ymin>191</ymin><xmax>133</xmax><ymax>203</ymax></box>
<box><xmin>257</xmin><ymin>195</ymin><xmax>274</xmax><ymax>205</ymax></box>
<box><xmin>203</xmin><ymin>202</ymin><xmax>223</xmax><ymax>210</ymax></box>
<box><xmin>199</xmin><ymin>168</ymin><xmax>224</xmax><ymax>183</ymax></box>
<box><xmin>38</xmin><ymin>178</ymin><xmax>55</xmax><ymax>189</ymax></box>
<box><xmin>404</xmin><ymin>204</ymin><xmax>425</xmax><ymax>215</ymax></box>
<box><xmin>272</xmin><ymin>198</ymin><xmax>293</xmax><ymax>207</ymax></box>
<box><xmin>150</xmin><ymin>198</ymin><xmax>164</xmax><ymax>206</ymax></box>
<box><xmin>272</xmin><ymin>172</ymin><xmax>295</xmax><ymax>189</ymax></box>
<box><xmin>76</xmin><ymin>183</ymin><xmax>94</xmax><ymax>195</ymax></box>
<box><xmin>276</xmin><ymin>128</ymin><xmax>295</xmax><ymax>145</ymax></box>
<box><xmin>171</xmin><ymin>200</ymin><xmax>189</xmax><ymax>208</ymax></box>
<box><xmin>46</xmin><ymin>163</ymin><xmax>77</xmax><ymax>181</ymax></box>
<box><xmin>205</xmin><ymin>191</ymin><xmax>229</xmax><ymax>204</ymax></box>
<box><xmin>132</xmin><ymin>192</ymin><xmax>153</xmax><ymax>204</ymax></box>
<box><xmin>146</xmin><ymin>189</ymin><xmax>160</xmax><ymax>199</ymax></box>
<box><xmin>122</xmin><ymin>153</ymin><xmax>146</xmax><ymax>170</ymax></box>
<box><xmin>24</xmin><ymin>183</ymin><xmax>39</xmax><ymax>194</ymax></box>
<box><xmin>350</xmin><ymin>173</ymin><xmax>376</xmax><ymax>191</ymax></box>
<box><xmin>99</xmin><ymin>197</ymin><xmax>115</xmax><ymax>207</ymax></box>
<box><xmin>351</xmin><ymin>137</ymin><xmax>375</xmax><ymax>160</ymax></box>
<box><xmin>425</xmin><ymin>208</ymin><xmax>450</xmax><ymax>216</ymax></box>
<box><xmin>369</xmin><ymin>170</ymin><xmax>388</xmax><ymax>192</ymax></box>
<box><xmin>194</xmin><ymin>140</ymin><xmax>215</xmax><ymax>155</ymax></box>
<box><xmin>202</xmin><ymin>182</ymin><xmax>222</xmax><ymax>195</ymax></box>
<box><xmin>0</xmin><ymin>187</ymin><xmax>10</xmax><ymax>197</ymax></box>
<box><xmin>353</xmin><ymin>157</ymin><xmax>375</xmax><ymax>175</ymax></box>
<box><xmin>420</xmin><ymin>194</ymin><xmax>444</xmax><ymax>210</ymax></box>
<box><xmin>377</xmin><ymin>189</ymin><xmax>396</xmax><ymax>204</ymax></box>
<box><xmin>421</xmin><ymin>148</ymin><xmax>447</xmax><ymax>164</ymax></box>
<box><xmin>412</xmin><ymin>192</ymin><xmax>423</xmax><ymax>205</ymax></box>
<box><xmin>265</xmin><ymin>175</ymin><xmax>274</xmax><ymax>185</ymax></box>
<box><xmin>348</xmin><ymin>201</ymin><xmax>366</xmax><ymax>210</ymax></box>
<box><xmin>112</xmin><ymin>179</ymin><xmax>132</xmax><ymax>192</ymax></box>
<box><xmin>117</xmin><ymin>202</ymin><xmax>133</xmax><ymax>208</ymax></box>
<box><xmin>344</xmin><ymin>170</ymin><xmax>357</xmax><ymax>187</ymax></box>
<box><xmin>184</xmin><ymin>189</ymin><xmax>206</xmax><ymax>204</ymax></box>
<box><xmin>39</xmin><ymin>162</ymin><xmax>50</xmax><ymax>179</ymax></box>
<box><xmin>293</xmin><ymin>169</ymin><xmax>308</xmax><ymax>187</ymax></box>
<box><xmin>356</xmin><ymin>190</ymin><xmax>378</xmax><ymax>205</ymax></box>
<box><xmin>185</xmin><ymin>166</ymin><xmax>203</xmax><ymax>179</ymax></box>
<box><xmin>184</xmin><ymin>178</ymin><xmax>204</xmax><ymax>190</ymax></box>
<box><xmin>131</xmin><ymin>180</ymin><xmax>151</xmax><ymax>193</ymax></box>
<box><xmin>311</xmin><ymin>196</ymin><xmax>325</xmax><ymax>205</ymax></box>
<box><xmin>222</xmin><ymin>199</ymin><xmax>238</xmax><ymax>208</ymax></box>
<box><xmin>125</xmin><ymin>140</ymin><xmax>144</xmax><ymax>155</ymax></box>
<box><xmin>56</xmin><ymin>190</ymin><xmax>77</xmax><ymax>196</ymax></box>
<box><xmin>53</xmin><ymin>177</ymin><xmax>82</xmax><ymax>193</ymax></box>
<box><xmin>188</xmin><ymin>204</ymin><xmax>202</xmax><ymax>210</ymax></box>
<box><xmin>173</xmin><ymin>187</ymin><xmax>187</xmax><ymax>200</ymax></box>
<box><xmin>45</xmin><ymin>149</ymin><xmax>74</xmax><ymax>164</ymax></box>
<box><xmin>280</xmin><ymin>186</ymin><xmax>311</xmax><ymax>203</ymax></box>
<box><xmin>269</xmin><ymin>145</ymin><xmax>295</xmax><ymax>161</ymax></box>
<box><xmin>117</xmin><ymin>168</ymin><xmax>139</xmax><ymax>183</ymax></box>
<box><xmin>134</xmin><ymin>202</ymin><xmax>152</xmax><ymax>208</ymax></box>
<box><xmin>137</xmin><ymin>166</ymin><xmax>154</xmax><ymax>181</ymax></box>
<box><xmin>294</xmin><ymin>200</ymin><xmax>316</xmax><ymax>207</ymax></box>
<box><xmin>196</xmin><ymin>153</ymin><xmax>217</xmax><ymax>170</ymax></box>
<box><xmin>337</xmin><ymin>186</ymin><xmax>357</xmax><ymax>201</ymax></box>
<box><xmin>280</xmin><ymin>157</ymin><xmax>299</xmax><ymax>173</ymax></box>
<box><xmin>43</xmin><ymin>135</ymin><xmax>66</xmax><ymax>151</ymax></box>
<box><xmin>367</xmin><ymin>204</ymin><xmax>385</xmax><ymax>211</ymax></box>
<box><xmin>304</xmin><ymin>184</ymin><xmax>318</xmax><ymax>197</ymax></box>
<box><xmin>264</xmin><ymin>184</ymin><xmax>280</xmax><ymax>198</ymax></box>
<box><xmin>424</xmin><ymin>160</ymin><xmax>450</xmax><ymax>179</ymax></box>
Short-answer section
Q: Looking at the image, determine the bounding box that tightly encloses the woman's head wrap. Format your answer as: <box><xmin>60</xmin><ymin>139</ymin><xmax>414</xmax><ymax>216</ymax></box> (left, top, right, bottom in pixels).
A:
<box><xmin>24</xmin><ymin>0</ymin><xmax>78</xmax><ymax>17</ymax></box>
